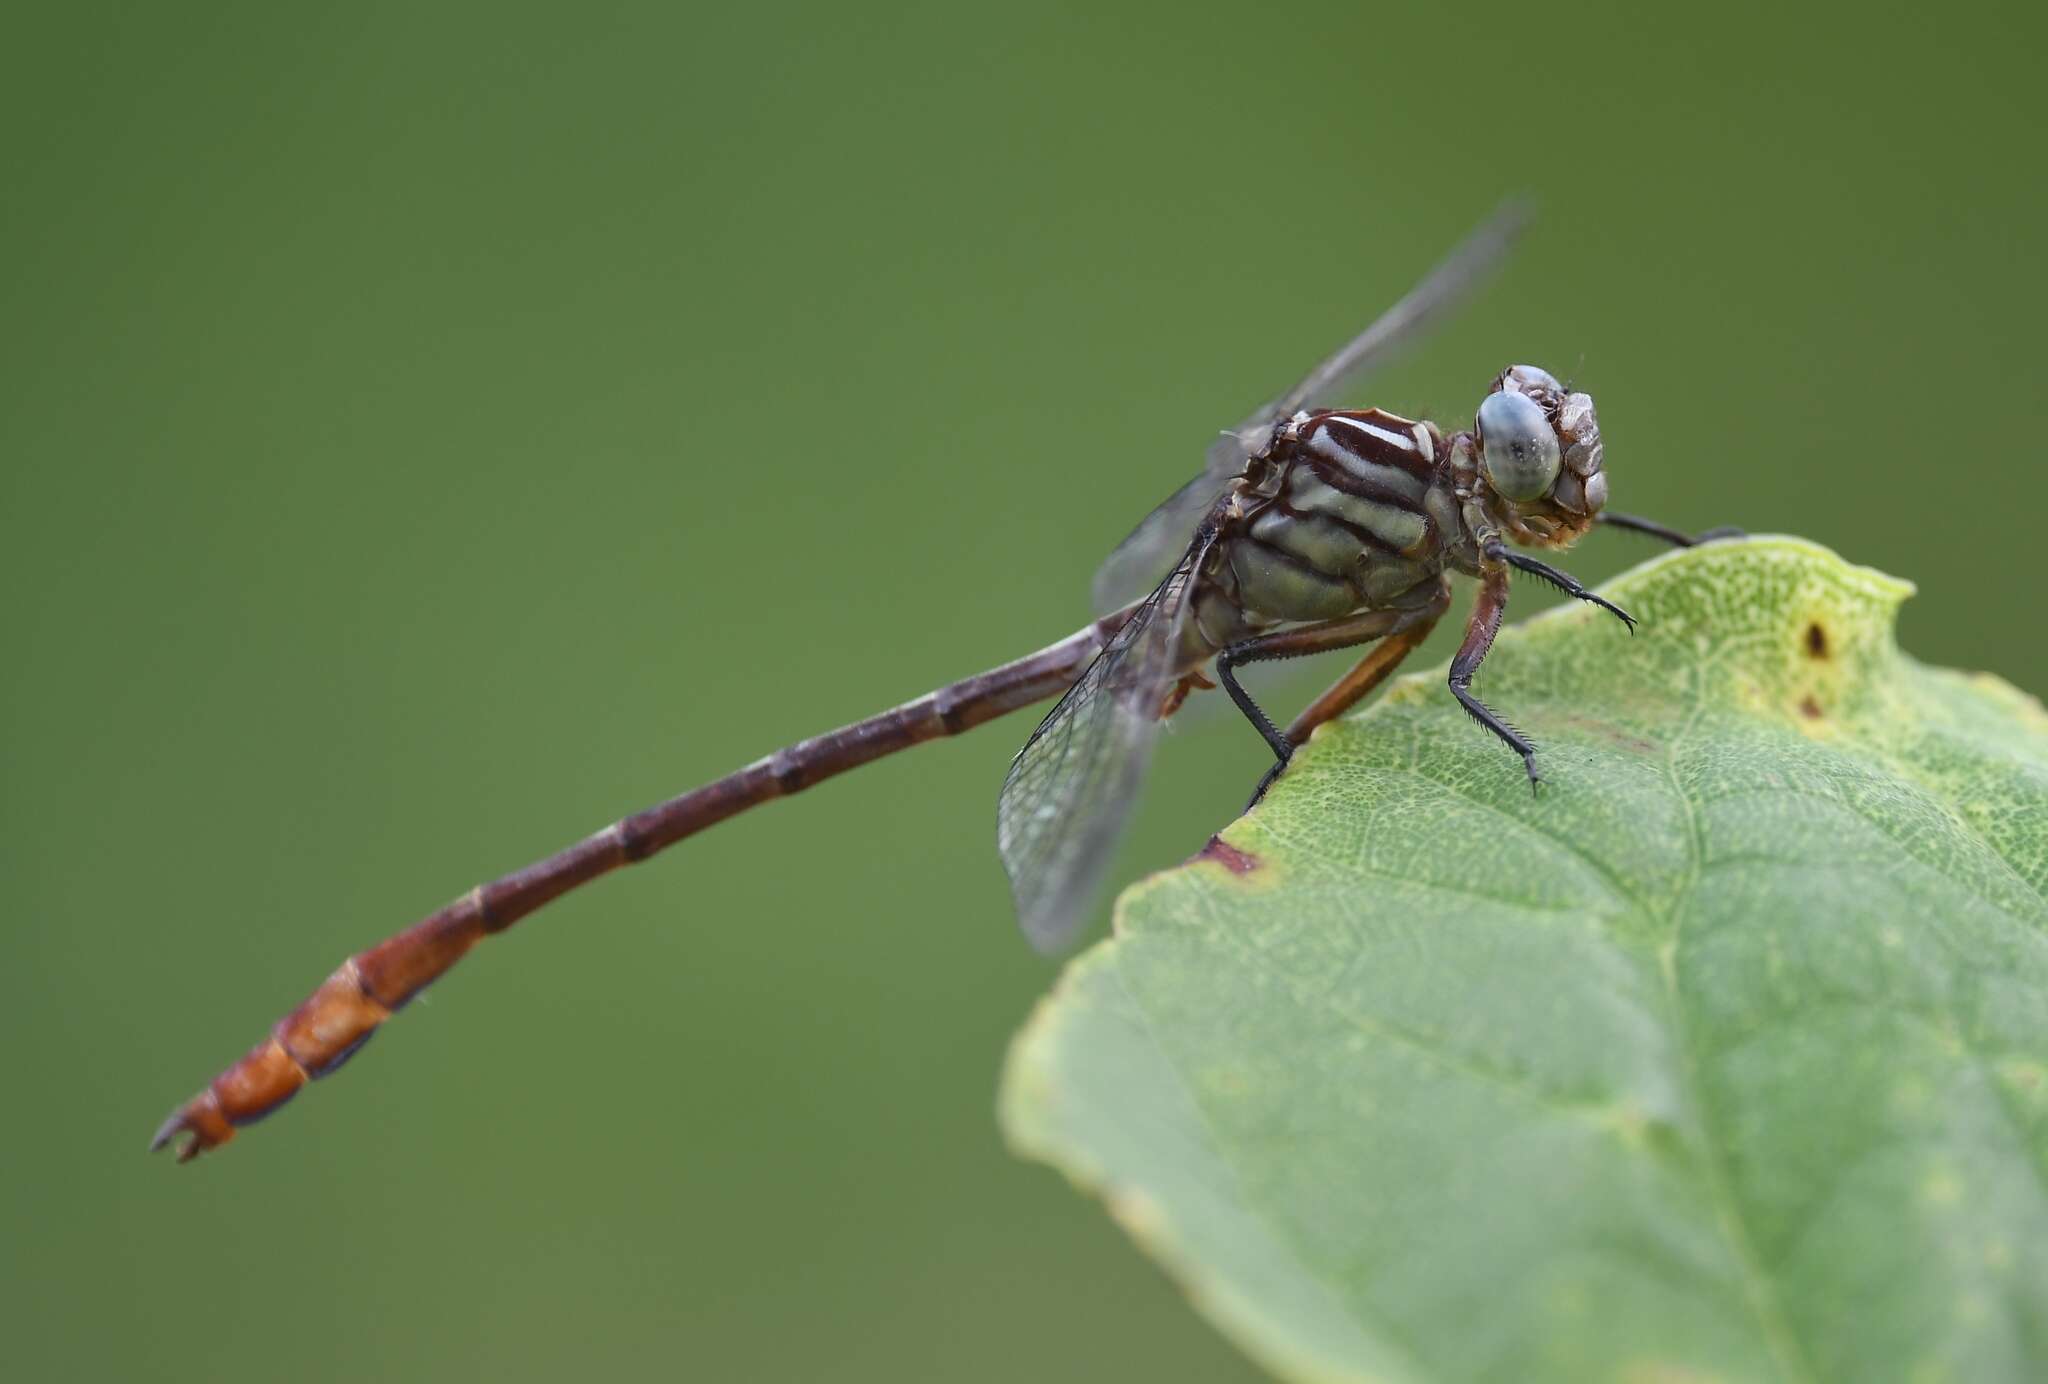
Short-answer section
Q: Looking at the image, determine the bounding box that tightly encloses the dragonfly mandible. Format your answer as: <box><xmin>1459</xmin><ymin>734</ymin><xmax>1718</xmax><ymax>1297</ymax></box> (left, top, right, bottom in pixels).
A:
<box><xmin>151</xmin><ymin>205</ymin><xmax>1727</xmax><ymax>1162</ymax></box>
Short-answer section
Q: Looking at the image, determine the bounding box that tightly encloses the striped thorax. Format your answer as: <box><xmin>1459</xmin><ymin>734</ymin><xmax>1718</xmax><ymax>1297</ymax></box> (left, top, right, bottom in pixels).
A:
<box><xmin>1205</xmin><ymin>406</ymin><xmax>1452</xmax><ymax>632</ymax></box>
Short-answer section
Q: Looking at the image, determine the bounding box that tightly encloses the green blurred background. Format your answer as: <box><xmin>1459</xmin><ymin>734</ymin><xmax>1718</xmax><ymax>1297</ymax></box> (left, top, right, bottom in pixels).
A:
<box><xmin>5</xmin><ymin>2</ymin><xmax>2043</xmax><ymax>1379</ymax></box>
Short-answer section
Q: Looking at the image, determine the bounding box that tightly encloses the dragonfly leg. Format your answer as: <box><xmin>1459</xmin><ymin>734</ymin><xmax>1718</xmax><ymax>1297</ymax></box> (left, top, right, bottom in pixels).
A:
<box><xmin>1214</xmin><ymin>608</ymin><xmax>1412</xmax><ymax>807</ymax></box>
<box><xmin>1598</xmin><ymin>511</ymin><xmax>1747</xmax><ymax>547</ymax></box>
<box><xmin>1157</xmin><ymin>668</ymin><xmax>1217</xmax><ymax>718</ymax></box>
<box><xmin>1493</xmin><ymin>545</ymin><xmax>1637</xmax><ymax>631</ymax></box>
<box><xmin>1283</xmin><ymin>584</ymin><xmax>1452</xmax><ymax>745</ymax></box>
<box><xmin>1449</xmin><ymin>567</ymin><xmax>1542</xmax><ymax>790</ymax></box>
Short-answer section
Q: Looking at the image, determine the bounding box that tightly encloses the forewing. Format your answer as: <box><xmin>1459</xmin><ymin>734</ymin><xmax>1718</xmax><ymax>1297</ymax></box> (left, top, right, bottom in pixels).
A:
<box><xmin>1000</xmin><ymin>538</ymin><xmax>1209</xmax><ymax>953</ymax></box>
<box><xmin>1088</xmin><ymin>201</ymin><xmax>1529</xmax><ymax>615</ymax></box>
<box><xmin>1270</xmin><ymin>198</ymin><xmax>1531</xmax><ymax>419</ymax></box>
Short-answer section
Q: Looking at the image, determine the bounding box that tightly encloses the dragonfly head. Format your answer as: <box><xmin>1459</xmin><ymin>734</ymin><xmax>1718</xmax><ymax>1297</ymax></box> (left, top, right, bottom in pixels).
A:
<box><xmin>1470</xmin><ymin>364</ymin><xmax>1607</xmax><ymax>550</ymax></box>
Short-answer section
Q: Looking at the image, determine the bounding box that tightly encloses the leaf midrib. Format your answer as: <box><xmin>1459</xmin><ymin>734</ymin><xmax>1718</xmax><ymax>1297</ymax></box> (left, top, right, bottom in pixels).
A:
<box><xmin>1658</xmin><ymin>695</ymin><xmax>1823</xmax><ymax>1384</ymax></box>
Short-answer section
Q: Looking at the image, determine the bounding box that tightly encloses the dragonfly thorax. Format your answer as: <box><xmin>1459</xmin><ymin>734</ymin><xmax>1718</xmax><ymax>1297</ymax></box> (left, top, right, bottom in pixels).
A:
<box><xmin>1194</xmin><ymin>366</ymin><xmax>1610</xmax><ymax>653</ymax></box>
<box><xmin>1198</xmin><ymin>406</ymin><xmax>1456</xmax><ymax>640</ymax></box>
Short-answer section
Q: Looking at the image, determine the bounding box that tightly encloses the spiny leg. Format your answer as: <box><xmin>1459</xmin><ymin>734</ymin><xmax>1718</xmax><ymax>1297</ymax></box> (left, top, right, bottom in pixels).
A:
<box><xmin>1213</xmin><ymin>608</ymin><xmax>1411</xmax><ymax>807</ymax></box>
<box><xmin>1493</xmin><ymin>546</ymin><xmax>1637</xmax><ymax>631</ymax></box>
<box><xmin>1284</xmin><ymin>585</ymin><xmax>1451</xmax><ymax>745</ymax></box>
<box><xmin>1598</xmin><ymin>511</ymin><xmax>1746</xmax><ymax>548</ymax></box>
<box><xmin>1448</xmin><ymin>567</ymin><xmax>1541</xmax><ymax>789</ymax></box>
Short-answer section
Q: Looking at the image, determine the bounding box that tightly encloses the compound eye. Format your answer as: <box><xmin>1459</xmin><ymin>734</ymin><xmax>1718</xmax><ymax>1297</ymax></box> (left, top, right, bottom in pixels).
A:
<box><xmin>1502</xmin><ymin>363</ymin><xmax>1562</xmax><ymax>395</ymax></box>
<box><xmin>1477</xmin><ymin>391</ymin><xmax>1561</xmax><ymax>501</ymax></box>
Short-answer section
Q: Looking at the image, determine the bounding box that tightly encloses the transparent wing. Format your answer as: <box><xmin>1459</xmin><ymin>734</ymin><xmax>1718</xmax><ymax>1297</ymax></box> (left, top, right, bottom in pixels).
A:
<box><xmin>1000</xmin><ymin>533</ymin><xmax>1211</xmax><ymax>953</ymax></box>
<box><xmin>1088</xmin><ymin>431</ymin><xmax>1244</xmax><ymax>615</ymax></box>
<box><xmin>1088</xmin><ymin>199</ymin><xmax>1532</xmax><ymax>615</ymax></box>
<box><xmin>1267</xmin><ymin>197</ymin><xmax>1531</xmax><ymax>420</ymax></box>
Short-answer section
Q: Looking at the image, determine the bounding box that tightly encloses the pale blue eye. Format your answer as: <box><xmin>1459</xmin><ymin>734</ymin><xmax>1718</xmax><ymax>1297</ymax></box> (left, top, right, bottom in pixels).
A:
<box><xmin>1503</xmin><ymin>364</ymin><xmax>1561</xmax><ymax>394</ymax></box>
<box><xmin>1477</xmin><ymin>392</ymin><xmax>1561</xmax><ymax>501</ymax></box>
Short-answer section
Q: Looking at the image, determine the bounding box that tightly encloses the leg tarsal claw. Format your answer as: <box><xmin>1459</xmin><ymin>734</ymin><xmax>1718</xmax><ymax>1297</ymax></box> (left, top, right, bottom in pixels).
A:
<box><xmin>1500</xmin><ymin>550</ymin><xmax>1635</xmax><ymax>633</ymax></box>
<box><xmin>1586</xmin><ymin>593</ymin><xmax>1637</xmax><ymax>633</ymax></box>
<box><xmin>1246</xmin><ymin>755</ymin><xmax>1290</xmax><ymax>811</ymax></box>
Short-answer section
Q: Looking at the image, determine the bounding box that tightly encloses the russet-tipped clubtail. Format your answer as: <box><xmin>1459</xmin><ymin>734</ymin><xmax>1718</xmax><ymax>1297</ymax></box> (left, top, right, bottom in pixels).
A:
<box><xmin>151</xmin><ymin>206</ymin><xmax>1729</xmax><ymax>1162</ymax></box>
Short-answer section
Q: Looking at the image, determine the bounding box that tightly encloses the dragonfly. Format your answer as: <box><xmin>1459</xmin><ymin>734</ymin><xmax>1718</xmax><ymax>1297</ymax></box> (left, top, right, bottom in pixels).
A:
<box><xmin>151</xmin><ymin>205</ymin><xmax>1729</xmax><ymax>1162</ymax></box>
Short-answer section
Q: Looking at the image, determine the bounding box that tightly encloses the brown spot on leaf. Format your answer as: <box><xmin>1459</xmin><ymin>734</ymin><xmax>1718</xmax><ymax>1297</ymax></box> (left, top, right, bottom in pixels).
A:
<box><xmin>1193</xmin><ymin>836</ymin><xmax>1261</xmax><ymax>875</ymax></box>
<box><xmin>1799</xmin><ymin>694</ymin><xmax>1824</xmax><ymax>720</ymax></box>
<box><xmin>1805</xmin><ymin>622</ymin><xmax>1829</xmax><ymax>658</ymax></box>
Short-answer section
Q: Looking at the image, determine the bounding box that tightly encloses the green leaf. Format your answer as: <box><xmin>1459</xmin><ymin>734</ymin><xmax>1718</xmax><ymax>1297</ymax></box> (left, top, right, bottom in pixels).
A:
<box><xmin>1001</xmin><ymin>538</ymin><xmax>2048</xmax><ymax>1384</ymax></box>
